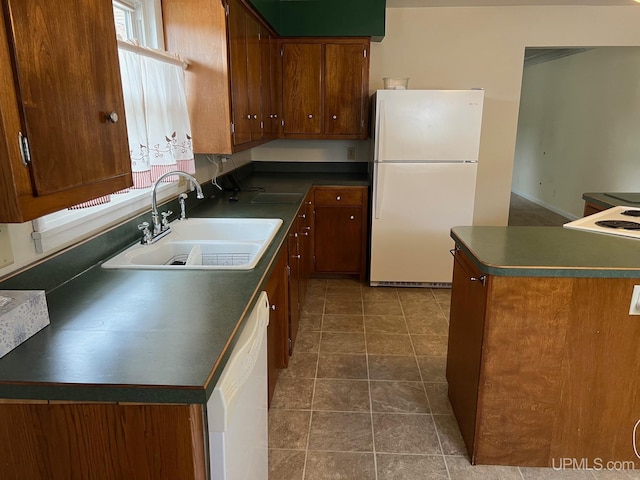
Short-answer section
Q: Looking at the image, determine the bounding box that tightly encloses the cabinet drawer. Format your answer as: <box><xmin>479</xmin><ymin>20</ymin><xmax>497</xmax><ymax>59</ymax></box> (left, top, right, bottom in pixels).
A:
<box><xmin>314</xmin><ymin>187</ymin><xmax>363</xmax><ymax>206</ymax></box>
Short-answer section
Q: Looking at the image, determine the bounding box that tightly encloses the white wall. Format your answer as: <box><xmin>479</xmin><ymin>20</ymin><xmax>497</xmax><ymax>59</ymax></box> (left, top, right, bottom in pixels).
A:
<box><xmin>251</xmin><ymin>139</ymin><xmax>370</xmax><ymax>163</ymax></box>
<box><xmin>257</xmin><ymin>5</ymin><xmax>640</xmax><ymax>225</ymax></box>
<box><xmin>512</xmin><ymin>47</ymin><xmax>640</xmax><ymax>218</ymax></box>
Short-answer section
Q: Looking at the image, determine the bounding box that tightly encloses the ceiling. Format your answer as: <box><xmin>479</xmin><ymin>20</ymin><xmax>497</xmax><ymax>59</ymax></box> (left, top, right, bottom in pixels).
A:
<box><xmin>387</xmin><ymin>0</ymin><xmax>639</xmax><ymax>6</ymax></box>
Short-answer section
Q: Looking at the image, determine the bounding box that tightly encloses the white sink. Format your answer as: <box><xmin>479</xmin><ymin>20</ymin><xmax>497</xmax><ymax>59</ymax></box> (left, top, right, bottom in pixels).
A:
<box><xmin>101</xmin><ymin>218</ymin><xmax>283</xmax><ymax>270</ymax></box>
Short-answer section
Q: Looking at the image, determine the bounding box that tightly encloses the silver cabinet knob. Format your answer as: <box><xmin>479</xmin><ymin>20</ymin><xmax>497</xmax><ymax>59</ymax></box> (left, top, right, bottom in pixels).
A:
<box><xmin>274</xmin><ymin>114</ymin><xmax>278</xmax><ymax>118</ymax></box>
<box><xmin>299</xmin><ymin>214</ymin><xmax>306</xmax><ymax>219</ymax></box>
<box><xmin>253</xmin><ymin>114</ymin><xmax>257</xmax><ymax>119</ymax></box>
<box><xmin>291</xmin><ymin>254</ymin><xmax>301</xmax><ymax>259</ymax></box>
<box><xmin>105</xmin><ymin>111</ymin><xmax>119</xmax><ymax>123</ymax></box>
<box><xmin>270</xmin><ymin>304</ymin><xmax>276</xmax><ymax>311</ymax></box>
<box><xmin>332</xmin><ymin>115</ymin><xmax>337</xmax><ymax>120</ymax></box>
<box><xmin>308</xmin><ymin>114</ymin><xmax>313</xmax><ymax>119</ymax></box>
<box><xmin>269</xmin><ymin>114</ymin><xmax>274</xmax><ymax>119</ymax></box>
<box><xmin>246</xmin><ymin>115</ymin><xmax>251</xmax><ymax>119</ymax></box>
<box><xmin>336</xmin><ymin>196</ymin><xmax>341</xmax><ymax>201</ymax></box>
<box><xmin>349</xmin><ymin>215</ymin><xmax>355</xmax><ymax>220</ymax></box>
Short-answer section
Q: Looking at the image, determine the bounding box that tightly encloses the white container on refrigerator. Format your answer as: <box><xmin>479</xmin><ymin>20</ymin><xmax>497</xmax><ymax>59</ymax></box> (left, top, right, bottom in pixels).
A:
<box><xmin>207</xmin><ymin>291</ymin><xmax>269</xmax><ymax>480</ymax></box>
<box><xmin>370</xmin><ymin>89</ymin><xmax>484</xmax><ymax>286</ymax></box>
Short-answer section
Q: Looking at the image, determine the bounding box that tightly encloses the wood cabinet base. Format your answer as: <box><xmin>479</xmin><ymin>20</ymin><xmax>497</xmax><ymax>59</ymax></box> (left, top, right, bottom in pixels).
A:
<box><xmin>0</xmin><ymin>402</ymin><xmax>206</xmax><ymax>479</ymax></box>
<box><xmin>448</xmin><ymin>249</ymin><xmax>640</xmax><ymax>468</ymax></box>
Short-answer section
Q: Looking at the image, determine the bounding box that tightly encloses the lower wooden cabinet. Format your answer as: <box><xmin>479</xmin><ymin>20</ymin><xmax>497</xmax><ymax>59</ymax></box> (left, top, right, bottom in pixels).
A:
<box><xmin>264</xmin><ymin>246</ymin><xmax>289</xmax><ymax>405</ymax></box>
<box><xmin>0</xmin><ymin>402</ymin><xmax>207</xmax><ymax>479</ymax></box>
<box><xmin>313</xmin><ymin>186</ymin><xmax>368</xmax><ymax>281</ymax></box>
<box><xmin>583</xmin><ymin>200</ymin><xmax>606</xmax><ymax>216</ymax></box>
<box><xmin>447</xmin><ymin>247</ymin><xmax>640</xmax><ymax>468</ymax></box>
<box><xmin>287</xmin><ymin>216</ymin><xmax>301</xmax><ymax>357</ymax></box>
<box><xmin>446</xmin><ymin>248</ymin><xmax>488</xmax><ymax>456</ymax></box>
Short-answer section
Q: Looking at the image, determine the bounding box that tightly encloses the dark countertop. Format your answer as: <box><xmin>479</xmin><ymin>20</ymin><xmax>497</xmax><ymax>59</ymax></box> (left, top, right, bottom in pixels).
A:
<box><xmin>0</xmin><ymin>170</ymin><xmax>368</xmax><ymax>404</ymax></box>
<box><xmin>451</xmin><ymin>226</ymin><xmax>640</xmax><ymax>278</ymax></box>
<box><xmin>583</xmin><ymin>192</ymin><xmax>640</xmax><ymax>209</ymax></box>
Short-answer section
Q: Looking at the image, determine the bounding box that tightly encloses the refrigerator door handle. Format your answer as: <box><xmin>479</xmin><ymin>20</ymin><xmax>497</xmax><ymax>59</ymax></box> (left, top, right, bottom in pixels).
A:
<box><xmin>374</xmin><ymin>100</ymin><xmax>384</xmax><ymax>163</ymax></box>
<box><xmin>374</xmin><ymin>162</ymin><xmax>384</xmax><ymax>219</ymax></box>
<box><xmin>373</xmin><ymin>100</ymin><xmax>386</xmax><ymax>219</ymax></box>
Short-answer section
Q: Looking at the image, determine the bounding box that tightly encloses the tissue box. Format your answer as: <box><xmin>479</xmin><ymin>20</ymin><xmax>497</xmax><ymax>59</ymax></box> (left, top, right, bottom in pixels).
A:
<box><xmin>0</xmin><ymin>290</ymin><xmax>50</xmax><ymax>358</ymax></box>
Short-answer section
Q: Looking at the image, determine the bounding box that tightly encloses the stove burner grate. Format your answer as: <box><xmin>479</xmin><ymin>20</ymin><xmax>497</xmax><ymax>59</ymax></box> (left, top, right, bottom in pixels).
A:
<box><xmin>595</xmin><ymin>220</ymin><xmax>640</xmax><ymax>230</ymax></box>
<box><xmin>621</xmin><ymin>209</ymin><xmax>640</xmax><ymax>218</ymax></box>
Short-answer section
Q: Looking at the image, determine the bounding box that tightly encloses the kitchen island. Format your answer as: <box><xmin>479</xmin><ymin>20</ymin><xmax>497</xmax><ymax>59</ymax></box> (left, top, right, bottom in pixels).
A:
<box><xmin>448</xmin><ymin>226</ymin><xmax>640</xmax><ymax>468</ymax></box>
<box><xmin>0</xmin><ymin>165</ymin><xmax>368</xmax><ymax>478</ymax></box>
<box><xmin>583</xmin><ymin>192</ymin><xmax>640</xmax><ymax>215</ymax></box>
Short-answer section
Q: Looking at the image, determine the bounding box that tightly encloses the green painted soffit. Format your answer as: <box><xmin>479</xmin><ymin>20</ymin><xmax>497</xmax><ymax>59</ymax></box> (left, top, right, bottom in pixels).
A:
<box><xmin>248</xmin><ymin>0</ymin><xmax>386</xmax><ymax>41</ymax></box>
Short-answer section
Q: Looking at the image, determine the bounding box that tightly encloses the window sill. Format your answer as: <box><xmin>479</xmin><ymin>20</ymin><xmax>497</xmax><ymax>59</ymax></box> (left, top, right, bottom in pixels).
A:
<box><xmin>31</xmin><ymin>183</ymin><xmax>183</xmax><ymax>254</ymax></box>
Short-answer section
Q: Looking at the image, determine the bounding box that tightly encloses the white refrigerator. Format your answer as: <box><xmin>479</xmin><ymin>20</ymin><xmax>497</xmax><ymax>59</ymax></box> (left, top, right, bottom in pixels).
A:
<box><xmin>370</xmin><ymin>89</ymin><xmax>484</xmax><ymax>287</ymax></box>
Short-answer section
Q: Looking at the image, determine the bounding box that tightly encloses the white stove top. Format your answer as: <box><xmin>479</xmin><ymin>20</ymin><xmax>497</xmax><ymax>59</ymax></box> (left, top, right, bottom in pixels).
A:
<box><xmin>564</xmin><ymin>206</ymin><xmax>640</xmax><ymax>240</ymax></box>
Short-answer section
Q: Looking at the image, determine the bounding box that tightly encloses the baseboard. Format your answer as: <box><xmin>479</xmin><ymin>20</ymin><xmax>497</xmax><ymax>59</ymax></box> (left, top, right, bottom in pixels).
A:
<box><xmin>511</xmin><ymin>190</ymin><xmax>579</xmax><ymax>221</ymax></box>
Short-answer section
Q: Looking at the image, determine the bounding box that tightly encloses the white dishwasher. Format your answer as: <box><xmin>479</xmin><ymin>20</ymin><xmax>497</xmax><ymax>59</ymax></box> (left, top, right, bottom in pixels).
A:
<box><xmin>207</xmin><ymin>291</ymin><xmax>269</xmax><ymax>480</ymax></box>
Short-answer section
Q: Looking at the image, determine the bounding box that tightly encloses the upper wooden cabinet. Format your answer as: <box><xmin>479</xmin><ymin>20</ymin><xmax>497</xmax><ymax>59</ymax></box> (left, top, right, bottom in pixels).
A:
<box><xmin>0</xmin><ymin>0</ymin><xmax>132</xmax><ymax>223</ymax></box>
<box><xmin>163</xmin><ymin>0</ymin><xmax>278</xmax><ymax>154</ymax></box>
<box><xmin>280</xmin><ymin>38</ymin><xmax>370</xmax><ymax>139</ymax></box>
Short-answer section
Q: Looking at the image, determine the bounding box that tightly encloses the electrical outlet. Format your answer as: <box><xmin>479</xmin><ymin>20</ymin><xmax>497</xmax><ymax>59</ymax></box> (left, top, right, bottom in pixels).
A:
<box><xmin>630</xmin><ymin>286</ymin><xmax>640</xmax><ymax>315</ymax></box>
<box><xmin>347</xmin><ymin>147</ymin><xmax>356</xmax><ymax>160</ymax></box>
<box><xmin>0</xmin><ymin>225</ymin><xmax>14</xmax><ymax>269</ymax></box>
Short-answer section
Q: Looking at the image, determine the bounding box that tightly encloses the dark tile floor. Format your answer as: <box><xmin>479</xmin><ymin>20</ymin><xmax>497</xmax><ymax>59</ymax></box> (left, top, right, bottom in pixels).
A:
<box><xmin>267</xmin><ymin>278</ymin><xmax>640</xmax><ymax>480</ymax></box>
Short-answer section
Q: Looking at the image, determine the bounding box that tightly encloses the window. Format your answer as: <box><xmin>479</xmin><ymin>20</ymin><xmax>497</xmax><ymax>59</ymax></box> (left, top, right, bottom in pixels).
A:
<box><xmin>113</xmin><ymin>0</ymin><xmax>147</xmax><ymax>45</ymax></box>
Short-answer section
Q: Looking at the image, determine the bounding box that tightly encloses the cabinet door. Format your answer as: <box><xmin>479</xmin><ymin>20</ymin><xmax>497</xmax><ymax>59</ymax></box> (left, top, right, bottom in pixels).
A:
<box><xmin>314</xmin><ymin>206</ymin><xmax>363</xmax><ymax>273</ymax></box>
<box><xmin>324</xmin><ymin>43</ymin><xmax>368</xmax><ymax>136</ymax></box>
<box><xmin>245</xmin><ymin>14</ymin><xmax>262</xmax><ymax>141</ymax></box>
<box><xmin>446</xmin><ymin>249</ymin><xmax>488</xmax><ymax>458</ymax></box>
<box><xmin>299</xmin><ymin>192</ymin><xmax>314</xmax><ymax>300</ymax></box>
<box><xmin>0</xmin><ymin>0</ymin><xmax>131</xmax><ymax>218</ymax></box>
<box><xmin>259</xmin><ymin>26</ymin><xmax>274</xmax><ymax>139</ymax></box>
<box><xmin>287</xmin><ymin>219</ymin><xmax>301</xmax><ymax>355</ymax></box>
<box><xmin>227</xmin><ymin>0</ymin><xmax>251</xmax><ymax>146</ymax></box>
<box><xmin>282</xmin><ymin>43</ymin><xmax>322</xmax><ymax>135</ymax></box>
<box><xmin>265</xmin><ymin>248</ymin><xmax>288</xmax><ymax>405</ymax></box>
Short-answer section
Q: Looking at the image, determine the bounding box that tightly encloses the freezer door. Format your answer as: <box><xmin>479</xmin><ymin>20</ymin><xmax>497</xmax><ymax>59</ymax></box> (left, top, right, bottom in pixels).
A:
<box><xmin>370</xmin><ymin>162</ymin><xmax>477</xmax><ymax>285</ymax></box>
<box><xmin>375</xmin><ymin>90</ymin><xmax>483</xmax><ymax>162</ymax></box>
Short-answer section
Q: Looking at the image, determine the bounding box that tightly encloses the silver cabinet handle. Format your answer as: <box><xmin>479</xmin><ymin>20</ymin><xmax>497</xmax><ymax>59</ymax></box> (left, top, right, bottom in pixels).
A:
<box><xmin>470</xmin><ymin>275</ymin><xmax>487</xmax><ymax>286</ymax></box>
<box><xmin>349</xmin><ymin>215</ymin><xmax>355</xmax><ymax>220</ymax></box>
<box><xmin>105</xmin><ymin>111</ymin><xmax>119</xmax><ymax>123</ymax></box>
<box><xmin>253</xmin><ymin>114</ymin><xmax>257</xmax><ymax>119</ymax></box>
<box><xmin>299</xmin><ymin>213</ymin><xmax>306</xmax><ymax>219</ymax></box>
<box><xmin>336</xmin><ymin>196</ymin><xmax>341</xmax><ymax>201</ymax></box>
<box><xmin>274</xmin><ymin>114</ymin><xmax>278</xmax><ymax>118</ymax></box>
<box><xmin>291</xmin><ymin>254</ymin><xmax>301</xmax><ymax>259</ymax></box>
<box><xmin>332</xmin><ymin>115</ymin><xmax>337</xmax><ymax>120</ymax></box>
<box><xmin>246</xmin><ymin>115</ymin><xmax>251</xmax><ymax>119</ymax></box>
<box><xmin>308</xmin><ymin>114</ymin><xmax>313</xmax><ymax>119</ymax></box>
<box><xmin>270</xmin><ymin>304</ymin><xmax>276</xmax><ymax>311</ymax></box>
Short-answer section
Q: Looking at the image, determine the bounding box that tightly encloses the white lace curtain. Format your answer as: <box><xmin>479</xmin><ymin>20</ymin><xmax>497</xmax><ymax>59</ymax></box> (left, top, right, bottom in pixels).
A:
<box><xmin>70</xmin><ymin>47</ymin><xmax>194</xmax><ymax>209</ymax></box>
<box><xmin>120</xmin><ymin>49</ymin><xmax>194</xmax><ymax>187</ymax></box>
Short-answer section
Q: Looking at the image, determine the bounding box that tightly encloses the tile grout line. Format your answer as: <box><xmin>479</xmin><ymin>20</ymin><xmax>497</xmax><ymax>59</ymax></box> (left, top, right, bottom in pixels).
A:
<box><xmin>405</xmin><ymin>288</ymin><xmax>453</xmax><ymax>480</ymax></box>
<box><xmin>363</xmin><ymin>283</ymin><xmax>379</xmax><ymax>480</ymax></box>
<box><xmin>300</xmin><ymin>280</ymin><xmax>326</xmax><ymax>480</ymax></box>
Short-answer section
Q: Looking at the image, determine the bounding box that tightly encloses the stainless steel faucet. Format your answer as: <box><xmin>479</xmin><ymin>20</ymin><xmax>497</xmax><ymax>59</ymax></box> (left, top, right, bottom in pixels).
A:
<box><xmin>138</xmin><ymin>171</ymin><xmax>205</xmax><ymax>245</ymax></box>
